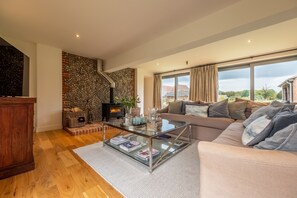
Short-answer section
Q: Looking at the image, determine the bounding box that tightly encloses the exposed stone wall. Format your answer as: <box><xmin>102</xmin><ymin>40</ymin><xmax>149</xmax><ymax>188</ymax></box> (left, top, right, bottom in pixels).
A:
<box><xmin>62</xmin><ymin>52</ymin><xmax>135</xmax><ymax>121</ymax></box>
<box><xmin>0</xmin><ymin>46</ymin><xmax>24</xmax><ymax>96</ymax></box>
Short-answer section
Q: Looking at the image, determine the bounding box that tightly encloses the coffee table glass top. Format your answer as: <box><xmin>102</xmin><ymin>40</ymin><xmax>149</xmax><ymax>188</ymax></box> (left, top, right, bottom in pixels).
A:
<box><xmin>104</xmin><ymin>119</ymin><xmax>187</xmax><ymax>137</ymax></box>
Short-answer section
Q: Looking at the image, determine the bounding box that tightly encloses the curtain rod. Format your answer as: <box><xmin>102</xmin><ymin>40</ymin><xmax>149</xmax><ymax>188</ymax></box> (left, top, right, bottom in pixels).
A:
<box><xmin>154</xmin><ymin>47</ymin><xmax>297</xmax><ymax>76</ymax></box>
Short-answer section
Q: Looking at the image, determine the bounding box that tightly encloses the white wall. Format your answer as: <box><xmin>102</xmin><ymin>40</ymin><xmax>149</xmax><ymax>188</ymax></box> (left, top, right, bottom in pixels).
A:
<box><xmin>136</xmin><ymin>68</ymin><xmax>153</xmax><ymax>115</ymax></box>
<box><xmin>144</xmin><ymin>76</ymin><xmax>154</xmax><ymax>115</ymax></box>
<box><xmin>36</xmin><ymin>44</ymin><xmax>62</xmax><ymax>132</ymax></box>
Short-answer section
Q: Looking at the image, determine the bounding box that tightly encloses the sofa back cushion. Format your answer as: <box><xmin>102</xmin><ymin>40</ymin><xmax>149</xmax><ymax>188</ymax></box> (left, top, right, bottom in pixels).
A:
<box><xmin>254</xmin><ymin>123</ymin><xmax>297</xmax><ymax>151</ymax></box>
<box><xmin>242</xmin><ymin>105</ymin><xmax>283</xmax><ymax>127</ymax></box>
<box><xmin>267</xmin><ymin>109</ymin><xmax>297</xmax><ymax>137</ymax></box>
<box><xmin>208</xmin><ymin>99</ymin><xmax>230</xmax><ymax>118</ymax></box>
<box><xmin>242</xmin><ymin>115</ymin><xmax>273</xmax><ymax>146</ymax></box>
<box><xmin>181</xmin><ymin>101</ymin><xmax>200</xmax><ymax>114</ymax></box>
<box><xmin>185</xmin><ymin>105</ymin><xmax>208</xmax><ymax>117</ymax></box>
<box><xmin>235</xmin><ymin>98</ymin><xmax>267</xmax><ymax>118</ymax></box>
<box><xmin>168</xmin><ymin>100</ymin><xmax>183</xmax><ymax>114</ymax></box>
<box><xmin>228</xmin><ymin>101</ymin><xmax>247</xmax><ymax>120</ymax></box>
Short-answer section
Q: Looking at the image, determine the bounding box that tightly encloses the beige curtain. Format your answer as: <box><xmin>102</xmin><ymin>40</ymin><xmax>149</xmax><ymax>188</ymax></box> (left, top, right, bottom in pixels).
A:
<box><xmin>153</xmin><ymin>74</ymin><xmax>162</xmax><ymax>109</ymax></box>
<box><xmin>189</xmin><ymin>64</ymin><xmax>218</xmax><ymax>102</ymax></box>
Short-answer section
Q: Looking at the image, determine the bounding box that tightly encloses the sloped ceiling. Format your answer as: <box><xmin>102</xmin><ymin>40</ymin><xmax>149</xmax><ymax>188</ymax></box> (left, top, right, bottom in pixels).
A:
<box><xmin>1</xmin><ymin>0</ymin><xmax>297</xmax><ymax>73</ymax></box>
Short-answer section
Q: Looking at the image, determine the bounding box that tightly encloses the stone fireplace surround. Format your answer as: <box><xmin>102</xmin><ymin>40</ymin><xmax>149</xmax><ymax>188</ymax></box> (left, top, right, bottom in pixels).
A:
<box><xmin>62</xmin><ymin>52</ymin><xmax>135</xmax><ymax>122</ymax></box>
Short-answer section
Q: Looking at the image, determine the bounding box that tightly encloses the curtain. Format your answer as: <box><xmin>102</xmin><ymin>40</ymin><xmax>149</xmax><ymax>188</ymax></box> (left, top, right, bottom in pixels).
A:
<box><xmin>189</xmin><ymin>64</ymin><xmax>218</xmax><ymax>102</ymax></box>
<box><xmin>153</xmin><ymin>74</ymin><xmax>162</xmax><ymax>109</ymax></box>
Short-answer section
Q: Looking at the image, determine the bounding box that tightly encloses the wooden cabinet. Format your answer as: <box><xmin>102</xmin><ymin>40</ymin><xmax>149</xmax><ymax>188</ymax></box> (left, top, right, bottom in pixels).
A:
<box><xmin>0</xmin><ymin>97</ymin><xmax>36</xmax><ymax>179</ymax></box>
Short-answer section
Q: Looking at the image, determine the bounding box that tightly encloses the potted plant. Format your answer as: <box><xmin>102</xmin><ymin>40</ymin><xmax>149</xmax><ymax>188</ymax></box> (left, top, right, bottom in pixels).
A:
<box><xmin>115</xmin><ymin>95</ymin><xmax>140</xmax><ymax>117</ymax></box>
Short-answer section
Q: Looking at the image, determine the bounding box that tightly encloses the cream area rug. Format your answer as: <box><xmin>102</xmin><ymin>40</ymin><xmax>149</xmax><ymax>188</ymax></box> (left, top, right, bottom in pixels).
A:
<box><xmin>73</xmin><ymin>141</ymin><xmax>200</xmax><ymax>198</ymax></box>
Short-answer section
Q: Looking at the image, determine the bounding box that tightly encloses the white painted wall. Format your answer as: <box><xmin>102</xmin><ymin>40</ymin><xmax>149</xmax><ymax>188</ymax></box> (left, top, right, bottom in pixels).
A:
<box><xmin>144</xmin><ymin>76</ymin><xmax>154</xmax><ymax>115</ymax></box>
<box><xmin>136</xmin><ymin>68</ymin><xmax>153</xmax><ymax>115</ymax></box>
<box><xmin>36</xmin><ymin>44</ymin><xmax>62</xmax><ymax>132</ymax></box>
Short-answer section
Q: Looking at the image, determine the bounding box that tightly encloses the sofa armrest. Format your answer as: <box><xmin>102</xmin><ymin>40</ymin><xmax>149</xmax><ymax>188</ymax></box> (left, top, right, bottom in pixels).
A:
<box><xmin>198</xmin><ymin>141</ymin><xmax>297</xmax><ymax>198</ymax></box>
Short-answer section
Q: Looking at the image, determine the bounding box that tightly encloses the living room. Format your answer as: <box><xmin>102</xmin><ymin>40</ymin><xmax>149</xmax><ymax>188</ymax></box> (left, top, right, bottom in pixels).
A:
<box><xmin>1</xmin><ymin>0</ymin><xmax>297</xmax><ymax>197</ymax></box>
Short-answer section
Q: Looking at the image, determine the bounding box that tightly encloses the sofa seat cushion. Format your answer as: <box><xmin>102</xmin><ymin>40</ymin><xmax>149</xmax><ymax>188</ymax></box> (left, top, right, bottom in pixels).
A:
<box><xmin>160</xmin><ymin>113</ymin><xmax>234</xmax><ymax>130</ymax></box>
<box><xmin>213</xmin><ymin>120</ymin><xmax>246</xmax><ymax>147</ymax></box>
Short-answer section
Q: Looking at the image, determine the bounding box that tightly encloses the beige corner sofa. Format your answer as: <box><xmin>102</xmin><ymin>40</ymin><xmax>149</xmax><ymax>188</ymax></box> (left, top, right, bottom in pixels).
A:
<box><xmin>198</xmin><ymin>120</ymin><xmax>297</xmax><ymax>198</ymax></box>
<box><xmin>159</xmin><ymin>100</ymin><xmax>297</xmax><ymax>198</ymax></box>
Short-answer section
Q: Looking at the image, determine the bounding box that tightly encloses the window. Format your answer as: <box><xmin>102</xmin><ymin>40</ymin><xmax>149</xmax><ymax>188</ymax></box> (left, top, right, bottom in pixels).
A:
<box><xmin>218</xmin><ymin>57</ymin><xmax>297</xmax><ymax>103</ymax></box>
<box><xmin>161</xmin><ymin>73</ymin><xmax>190</xmax><ymax>107</ymax></box>
<box><xmin>218</xmin><ymin>66</ymin><xmax>250</xmax><ymax>102</ymax></box>
<box><xmin>254</xmin><ymin>59</ymin><xmax>297</xmax><ymax>102</ymax></box>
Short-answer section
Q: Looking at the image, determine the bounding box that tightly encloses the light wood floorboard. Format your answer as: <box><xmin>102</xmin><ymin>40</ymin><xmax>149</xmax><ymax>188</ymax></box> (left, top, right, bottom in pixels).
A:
<box><xmin>0</xmin><ymin>128</ymin><xmax>123</xmax><ymax>198</ymax></box>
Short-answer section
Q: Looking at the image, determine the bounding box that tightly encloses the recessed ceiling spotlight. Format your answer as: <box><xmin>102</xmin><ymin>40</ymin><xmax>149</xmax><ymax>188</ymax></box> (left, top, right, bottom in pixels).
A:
<box><xmin>75</xmin><ymin>34</ymin><xmax>80</xmax><ymax>38</ymax></box>
<box><xmin>247</xmin><ymin>39</ymin><xmax>252</xmax><ymax>43</ymax></box>
<box><xmin>186</xmin><ymin>60</ymin><xmax>189</xmax><ymax>65</ymax></box>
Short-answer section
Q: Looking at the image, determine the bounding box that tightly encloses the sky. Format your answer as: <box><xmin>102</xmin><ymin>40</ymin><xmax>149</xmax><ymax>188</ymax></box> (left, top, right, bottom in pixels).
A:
<box><xmin>219</xmin><ymin>60</ymin><xmax>297</xmax><ymax>92</ymax></box>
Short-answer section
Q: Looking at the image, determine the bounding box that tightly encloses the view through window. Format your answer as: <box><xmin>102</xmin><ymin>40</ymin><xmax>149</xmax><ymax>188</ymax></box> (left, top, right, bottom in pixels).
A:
<box><xmin>218</xmin><ymin>67</ymin><xmax>250</xmax><ymax>101</ymax></box>
<box><xmin>161</xmin><ymin>74</ymin><xmax>190</xmax><ymax>107</ymax></box>
<box><xmin>254</xmin><ymin>60</ymin><xmax>297</xmax><ymax>102</ymax></box>
<box><xmin>218</xmin><ymin>58</ymin><xmax>297</xmax><ymax>102</ymax></box>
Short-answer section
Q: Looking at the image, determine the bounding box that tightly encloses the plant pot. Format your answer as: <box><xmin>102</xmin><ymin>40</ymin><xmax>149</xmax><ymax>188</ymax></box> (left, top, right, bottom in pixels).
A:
<box><xmin>131</xmin><ymin>107</ymin><xmax>140</xmax><ymax>117</ymax></box>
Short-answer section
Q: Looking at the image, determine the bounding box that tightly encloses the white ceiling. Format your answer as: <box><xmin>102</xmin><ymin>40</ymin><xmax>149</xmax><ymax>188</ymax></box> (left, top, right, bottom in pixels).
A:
<box><xmin>1</xmin><ymin>0</ymin><xmax>297</xmax><ymax>74</ymax></box>
<box><xmin>138</xmin><ymin>18</ymin><xmax>297</xmax><ymax>73</ymax></box>
<box><xmin>0</xmin><ymin>0</ymin><xmax>238</xmax><ymax>58</ymax></box>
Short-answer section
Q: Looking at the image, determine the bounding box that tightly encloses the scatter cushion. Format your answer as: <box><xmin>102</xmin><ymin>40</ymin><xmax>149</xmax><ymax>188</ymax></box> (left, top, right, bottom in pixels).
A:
<box><xmin>185</xmin><ymin>105</ymin><xmax>208</xmax><ymax>117</ymax></box>
<box><xmin>168</xmin><ymin>101</ymin><xmax>183</xmax><ymax>114</ymax></box>
<box><xmin>228</xmin><ymin>101</ymin><xmax>247</xmax><ymax>120</ymax></box>
<box><xmin>181</xmin><ymin>101</ymin><xmax>200</xmax><ymax>115</ymax></box>
<box><xmin>242</xmin><ymin>115</ymin><xmax>273</xmax><ymax>146</ymax></box>
<box><xmin>208</xmin><ymin>99</ymin><xmax>230</xmax><ymax>118</ymax></box>
<box><xmin>254</xmin><ymin>123</ymin><xmax>297</xmax><ymax>151</ymax></box>
<box><xmin>270</xmin><ymin>100</ymin><xmax>295</xmax><ymax>111</ymax></box>
<box><xmin>243</xmin><ymin>105</ymin><xmax>283</xmax><ymax>127</ymax></box>
<box><xmin>235</xmin><ymin>98</ymin><xmax>267</xmax><ymax>118</ymax></box>
<box><xmin>267</xmin><ymin>109</ymin><xmax>297</xmax><ymax>137</ymax></box>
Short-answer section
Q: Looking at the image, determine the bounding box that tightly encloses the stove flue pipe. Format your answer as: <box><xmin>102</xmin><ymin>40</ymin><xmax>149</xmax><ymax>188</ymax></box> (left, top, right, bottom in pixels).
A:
<box><xmin>97</xmin><ymin>59</ymin><xmax>116</xmax><ymax>104</ymax></box>
<box><xmin>97</xmin><ymin>59</ymin><xmax>115</xmax><ymax>88</ymax></box>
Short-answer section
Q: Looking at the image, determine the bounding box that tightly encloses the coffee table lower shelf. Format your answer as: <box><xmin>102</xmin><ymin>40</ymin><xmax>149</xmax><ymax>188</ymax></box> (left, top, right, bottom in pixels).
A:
<box><xmin>103</xmin><ymin>133</ymin><xmax>191</xmax><ymax>173</ymax></box>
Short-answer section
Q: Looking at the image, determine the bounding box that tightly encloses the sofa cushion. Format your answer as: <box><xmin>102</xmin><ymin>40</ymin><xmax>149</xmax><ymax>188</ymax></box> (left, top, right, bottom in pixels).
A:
<box><xmin>181</xmin><ymin>101</ymin><xmax>200</xmax><ymax>114</ymax></box>
<box><xmin>168</xmin><ymin>100</ymin><xmax>183</xmax><ymax>114</ymax></box>
<box><xmin>242</xmin><ymin>115</ymin><xmax>273</xmax><ymax>146</ymax></box>
<box><xmin>213</xmin><ymin>120</ymin><xmax>245</xmax><ymax>147</ymax></box>
<box><xmin>208</xmin><ymin>99</ymin><xmax>230</xmax><ymax>118</ymax></box>
<box><xmin>160</xmin><ymin>113</ymin><xmax>234</xmax><ymax>130</ymax></box>
<box><xmin>235</xmin><ymin>98</ymin><xmax>267</xmax><ymax>118</ymax></box>
<box><xmin>185</xmin><ymin>105</ymin><xmax>208</xmax><ymax>117</ymax></box>
<box><xmin>228</xmin><ymin>101</ymin><xmax>247</xmax><ymax>120</ymax></box>
<box><xmin>267</xmin><ymin>109</ymin><xmax>297</xmax><ymax>137</ymax></box>
<box><xmin>254</xmin><ymin>123</ymin><xmax>297</xmax><ymax>151</ymax></box>
<box><xmin>242</xmin><ymin>105</ymin><xmax>283</xmax><ymax>127</ymax></box>
<box><xmin>270</xmin><ymin>100</ymin><xmax>295</xmax><ymax>110</ymax></box>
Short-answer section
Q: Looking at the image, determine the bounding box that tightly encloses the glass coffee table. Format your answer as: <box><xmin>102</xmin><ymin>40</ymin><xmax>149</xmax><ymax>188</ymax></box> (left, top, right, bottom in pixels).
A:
<box><xmin>103</xmin><ymin>119</ymin><xmax>191</xmax><ymax>173</ymax></box>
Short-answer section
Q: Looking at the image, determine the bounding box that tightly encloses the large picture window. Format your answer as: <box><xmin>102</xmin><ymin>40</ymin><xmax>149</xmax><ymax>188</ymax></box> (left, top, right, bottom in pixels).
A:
<box><xmin>161</xmin><ymin>73</ymin><xmax>190</xmax><ymax>107</ymax></box>
<box><xmin>218</xmin><ymin>66</ymin><xmax>250</xmax><ymax>102</ymax></box>
<box><xmin>254</xmin><ymin>59</ymin><xmax>297</xmax><ymax>102</ymax></box>
<box><xmin>218</xmin><ymin>57</ymin><xmax>297</xmax><ymax>103</ymax></box>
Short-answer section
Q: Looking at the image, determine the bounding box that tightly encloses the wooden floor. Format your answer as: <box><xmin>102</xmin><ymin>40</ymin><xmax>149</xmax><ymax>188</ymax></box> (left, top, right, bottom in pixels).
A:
<box><xmin>0</xmin><ymin>128</ymin><xmax>123</xmax><ymax>198</ymax></box>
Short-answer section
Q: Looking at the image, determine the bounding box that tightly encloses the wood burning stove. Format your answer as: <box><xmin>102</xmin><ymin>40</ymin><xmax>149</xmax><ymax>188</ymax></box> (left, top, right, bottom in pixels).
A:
<box><xmin>102</xmin><ymin>102</ymin><xmax>124</xmax><ymax>121</ymax></box>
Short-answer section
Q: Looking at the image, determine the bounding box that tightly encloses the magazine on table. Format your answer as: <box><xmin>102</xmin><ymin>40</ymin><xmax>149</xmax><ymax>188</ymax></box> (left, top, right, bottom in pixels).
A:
<box><xmin>110</xmin><ymin>136</ymin><xmax>129</xmax><ymax>145</ymax></box>
<box><xmin>135</xmin><ymin>147</ymin><xmax>160</xmax><ymax>160</ymax></box>
<box><xmin>119</xmin><ymin>141</ymin><xmax>142</xmax><ymax>152</ymax></box>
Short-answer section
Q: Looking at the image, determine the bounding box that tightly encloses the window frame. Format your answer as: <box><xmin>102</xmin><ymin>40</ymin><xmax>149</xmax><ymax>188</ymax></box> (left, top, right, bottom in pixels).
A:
<box><xmin>218</xmin><ymin>56</ymin><xmax>297</xmax><ymax>101</ymax></box>
<box><xmin>161</xmin><ymin>72</ymin><xmax>190</xmax><ymax>102</ymax></box>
